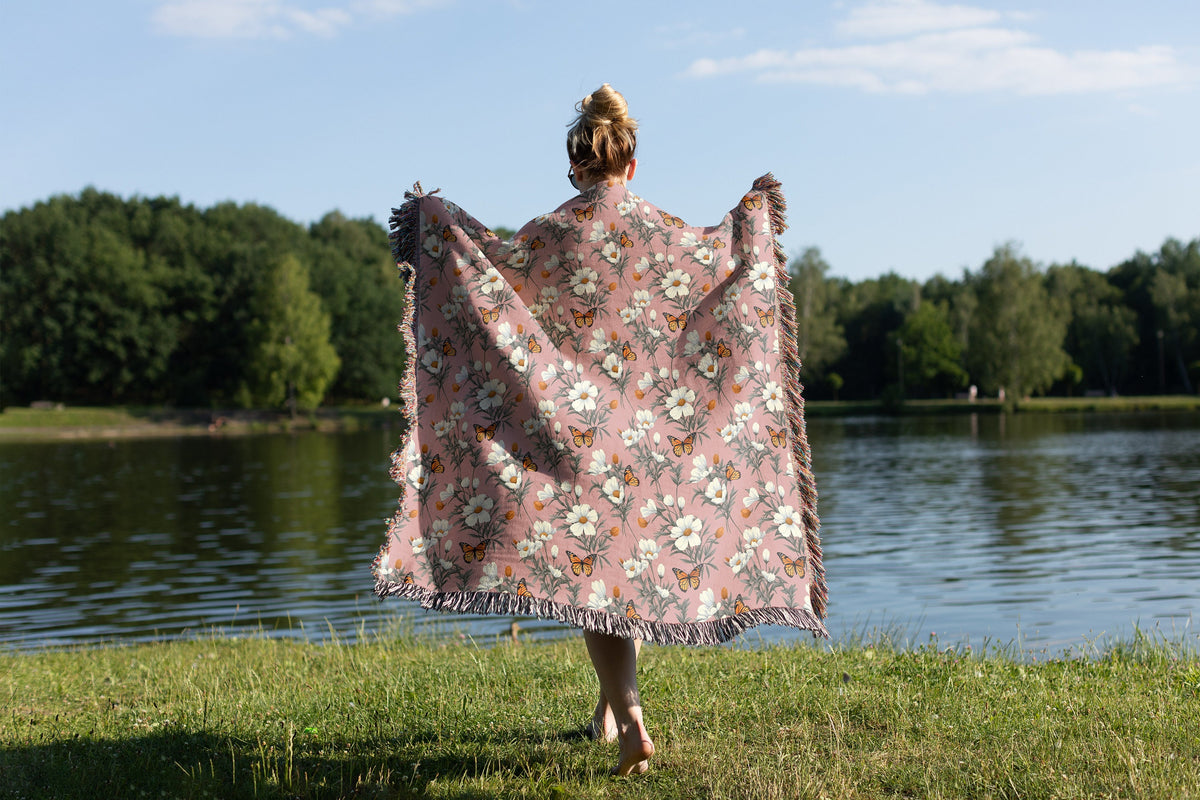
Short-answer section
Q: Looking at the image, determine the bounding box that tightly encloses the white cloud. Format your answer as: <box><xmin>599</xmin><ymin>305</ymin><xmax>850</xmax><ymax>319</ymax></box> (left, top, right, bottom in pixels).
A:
<box><xmin>685</xmin><ymin>1</ymin><xmax>1193</xmax><ymax>96</ymax></box>
<box><xmin>152</xmin><ymin>0</ymin><xmax>443</xmax><ymax>39</ymax></box>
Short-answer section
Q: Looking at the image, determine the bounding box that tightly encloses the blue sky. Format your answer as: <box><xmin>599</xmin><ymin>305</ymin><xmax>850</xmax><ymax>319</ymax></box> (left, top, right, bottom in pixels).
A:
<box><xmin>2</xmin><ymin>0</ymin><xmax>1197</xmax><ymax>282</ymax></box>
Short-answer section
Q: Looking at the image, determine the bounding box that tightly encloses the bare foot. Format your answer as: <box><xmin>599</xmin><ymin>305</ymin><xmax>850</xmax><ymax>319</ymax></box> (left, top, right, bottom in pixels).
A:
<box><xmin>588</xmin><ymin>697</ymin><xmax>617</xmax><ymax>742</ymax></box>
<box><xmin>612</xmin><ymin>729</ymin><xmax>654</xmax><ymax>777</ymax></box>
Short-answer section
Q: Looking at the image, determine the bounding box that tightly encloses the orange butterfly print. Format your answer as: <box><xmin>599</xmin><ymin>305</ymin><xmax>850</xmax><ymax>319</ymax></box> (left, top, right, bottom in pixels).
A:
<box><xmin>716</xmin><ymin>340</ymin><xmax>732</xmax><ymax>358</ymax></box>
<box><xmin>402</xmin><ymin>572</ymin><xmax>416</xmax><ymax>585</ymax></box>
<box><xmin>480</xmin><ymin>307</ymin><xmax>500</xmax><ymax>323</ymax></box>
<box><xmin>713</xmin><ymin>237</ymin><xmax>726</xmax><ymax>249</ymax></box>
<box><xmin>623</xmin><ymin>466</ymin><xmax>640</xmax><ymax>486</ymax></box>
<box><xmin>442</xmin><ymin>225</ymin><xmax>457</xmax><ymax>242</ymax></box>
<box><xmin>658</xmin><ymin>210</ymin><xmax>685</xmax><ymax>228</ymax></box>
<box><xmin>530</xmin><ymin>236</ymin><xmax>545</xmax><ymax>250</ymax></box>
<box><xmin>527</xmin><ymin>335</ymin><xmax>542</xmax><ymax>353</ymax></box>
<box><xmin>767</xmin><ymin>426</ymin><xmax>787</xmax><ymax>448</ymax></box>
<box><xmin>734</xmin><ymin>595</ymin><xmax>749</xmax><ymax>614</ymax></box>
<box><xmin>622</xmin><ymin>341</ymin><xmax>637</xmax><ymax>361</ymax></box>
<box><xmin>619</xmin><ymin>232</ymin><xmax>634</xmax><ymax>248</ymax></box>
<box><xmin>442</xmin><ymin>338</ymin><xmax>456</xmax><ymax>356</ymax></box>
<box><xmin>573</xmin><ymin>204</ymin><xmax>595</xmax><ymax>222</ymax></box>
<box><xmin>522</xmin><ymin>452</ymin><xmax>538</xmax><ymax>471</ymax></box>
<box><xmin>566</xmin><ymin>550</ymin><xmax>596</xmax><ymax>577</ymax></box>
<box><xmin>430</xmin><ymin>455</ymin><xmax>445</xmax><ymax>473</ymax></box>
<box><xmin>461</xmin><ymin>542</ymin><xmax>488</xmax><ymax>563</ymax></box>
<box><xmin>572</xmin><ymin>308</ymin><xmax>595</xmax><ymax>328</ymax></box>
<box><xmin>664</xmin><ymin>312</ymin><xmax>688</xmax><ymax>332</ymax></box>
<box><xmin>742</xmin><ymin>194</ymin><xmax>763</xmax><ymax>211</ymax></box>
<box><xmin>668</xmin><ymin>434</ymin><xmax>695</xmax><ymax>457</ymax></box>
<box><xmin>725</xmin><ymin>463</ymin><xmax>741</xmax><ymax>480</ymax></box>
<box><xmin>779</xmin><ymin>552</ymin><xmax>806</xmax><ymax>578</ymax></box>
<box><xmin>474</xmin><ymin>422</ymin><xmax>497</xmax><ymax>442</ymax></box>
<box><xmin>672</xmin><ymin>565</ymin><xmax>701</xmax><ymax>591</ymax></box>
<box><xmin>755</xmin><ymin>306</ymin><xmax>774</xmax><ymax>326</ymax></box>
<box><xmin>569</xmin><ymin>425</ymin><xmax>596</xmax><ymax>447</ymax></box>
<box><xmin>625</xmin><ymin>601</ymin><xmax>641</xmax><ymax>619</ymax></box>
<box><xmin>516</xmin><ymin>578</ymin><xmax>533</xmax><ymax>597</ymax></box>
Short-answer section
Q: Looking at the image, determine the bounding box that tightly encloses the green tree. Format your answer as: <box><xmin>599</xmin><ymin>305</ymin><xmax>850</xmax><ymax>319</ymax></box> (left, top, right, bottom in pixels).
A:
<box><xmin>1046</xmin><ymin>262</ymin><xmax>1138</xmax><ymax>395</ymax></box>
<box><xmin>895</xmin><ymin>302</ymin><xmax>968</xmax><ymax>398</ymax></box>
<box><xmin>829</xmin><ymin>272</ymin><xmax>919</xmax><ymax>399</ymax></box>
<box><xmin>239</xmin><ymin>254</ymin><xmax>340</xmax><ymax>413</ymax></box>
<box><xmin>787</xmin><ymin>247</ymin><xmax>846</xmax><ymax>389</ymax></box>
<box><xmin>966</xmin><ymin>244</ymin><xmax>1069</xmax><ymax>398</ymax></box>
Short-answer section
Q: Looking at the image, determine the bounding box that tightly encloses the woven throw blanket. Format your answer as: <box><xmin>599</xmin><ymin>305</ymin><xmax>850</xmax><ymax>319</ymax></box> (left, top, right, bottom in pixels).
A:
<box><xmin>374</xmin><ymin>175</ymin><xmax>826</xmax><ymax>644</ymax></box>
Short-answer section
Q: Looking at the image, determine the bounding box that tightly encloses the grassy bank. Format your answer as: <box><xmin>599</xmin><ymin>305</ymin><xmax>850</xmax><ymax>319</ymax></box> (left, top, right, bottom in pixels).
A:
<box><xmin>0</xmin><ymin>405</ymin><xmax>401</xmax><ymax>441</ymax></box>
<box><xmin>3</xmin><ymin>633</ymin><xmax>1198</xmax><ymax>799</ymax></box>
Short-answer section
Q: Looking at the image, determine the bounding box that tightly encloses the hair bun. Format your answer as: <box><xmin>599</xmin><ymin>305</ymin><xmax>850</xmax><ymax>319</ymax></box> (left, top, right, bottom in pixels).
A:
<box><xmin>566</xmin><ymin>84</ymin><xmax>638</xmax><ymax>180</ymax></box>
<box><xmin>581</xmin><ymin>83</ymin><xmax>630</xmax><ymax>128</ymax></box>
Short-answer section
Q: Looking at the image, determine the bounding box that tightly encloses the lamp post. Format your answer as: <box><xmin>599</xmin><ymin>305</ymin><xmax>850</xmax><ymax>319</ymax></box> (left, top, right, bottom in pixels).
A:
<box><xmin>1157</xmin><ymin>328</ymin><xmax>1165</xmax><ymax>394</ymax></box>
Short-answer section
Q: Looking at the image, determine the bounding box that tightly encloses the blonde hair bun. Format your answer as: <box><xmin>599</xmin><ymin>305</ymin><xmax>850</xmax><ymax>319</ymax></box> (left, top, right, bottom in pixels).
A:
<box><xmin>567</xmin><ymin>84</ymin><xmax>638</xmax><ymax>181</ymax></box>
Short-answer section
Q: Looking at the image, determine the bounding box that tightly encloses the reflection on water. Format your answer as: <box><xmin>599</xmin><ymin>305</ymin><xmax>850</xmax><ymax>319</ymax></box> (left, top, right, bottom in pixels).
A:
<box><xmin>1</xmin><ymin>414</ymin><xmax>1198</xmax><ymax>652</ymax></box>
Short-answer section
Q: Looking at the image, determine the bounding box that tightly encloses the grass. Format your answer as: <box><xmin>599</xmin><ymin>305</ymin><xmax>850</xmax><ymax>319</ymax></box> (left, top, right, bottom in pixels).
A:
<box><xmin>3</xmin><ymin>630</ymin><xmax>1199</xmax><ymax>799</ymax></box>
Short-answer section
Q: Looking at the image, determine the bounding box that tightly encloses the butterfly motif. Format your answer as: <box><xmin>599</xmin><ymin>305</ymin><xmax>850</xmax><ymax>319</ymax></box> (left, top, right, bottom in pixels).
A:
<box><xmin>621</xmin><ymin>341</ymin><xmax>637</xmax><ymax>361</ymax></box>
<box><xmin>742</xmin><ymin>194</ymin><xmax>763</xmax><ymax>211</ymax></box>
<box><xmin>402</xmin><ymin>572</ymin><xmax>416</xmax><ymax>586</ymax></box>
<box><xmin>516</xmin><ymin>578</ymin><xmax>533</xmax><ymax>597</ymax></box>
<box><xmin>767</xmin><ymin>426</ymin><xmax>787</xmax><ymax>448</ymax></box>
<box><xmin>779</xmin><ymin>552</ymin><xmax>806</xmax><ymax>578</ymax></box>
<box><xmin>623</xmin><ymin>466</ymin><xmax>640</xmax><ymax>486</ymax></box>
<box><xmin>713</xmin><ymin>237</ymin><xmax>726</xmax><ymax>249</ymax></box>
<box><xmin>480</xmin><ymin>307</ymin><xmax>500</xmax><ymax>323</ymax></box>
<box><xmin>668</xmin><ymin>434</ymin><xmax>695</xmax><ymax>457</ymax></box>
<box><xmin>474</xmin><ymin>422</ymin><xmax>498</xmax><ymax>442</ymax></box>
<box><xmin>619</xmin><ymin>231</ymin><xmax>634</xmax><ymax>248</ymax></box>
<box><xmin>725</xmin><ymin>463</ymin><xmax>741</xmax><ymax>480</ymax></box>
<box><xmin>573</xmin><ymin>205</ymin><xmax>595</xmax><ymax>222</ymax></box>
<box><xmin>461</xmin><ymin>542</ymin><xmax>488</xmax><ymax>563</ymax></box>
<box><xmin>625</xmin><ymin>601</ymin><xmax>641</xmax><ymax>620</ymax></box>
<box><xmin>442</xmin><ymin>338</ymin><xmax>456</xmax><ymax>356</ymax></box>
<box><xmin>522</xmin><ymin>452</ymin><xmax>538</xmax><ymax>471</ymax></box>
<box><xmin>442</xmin><ymin>225</ymin><xmax>457</xmax><ymax>242</ymax></box>
<box><xmin>572</xmin><ymin>308</ymin><xmax>595</xmax><ymax>328</ymax></box>
<box><xmin>569</xmin><ymin>425</ymin><xmax>596</xmax><ymax>447</ymax></box>
<box><xmin>658</xmin><ymin>210</ymin><xmax>685</xmax><ymax>228</ymax></box>
<box><xmin>672</xmin><ymin>565</ymin><xmax>701</xmax><ymax>591</ymax></box>
<box><xmin>734</xmin><ymin>595</ymin><xmax>749</xmax><ymax>614</ymax></box>
<box><xmin>755</xmin><ymin>306</ymin><xmax>774</xmax><ymax>327</ymax></box>
<box><xmin>716</xmin><ymin>340</ymin><xmax>732</xmax><ymax>358</ymax></box>
<box><xmin>530</xmin><ymin>237</ymin><xmax>545</xmax><ymax>250</ymax></box>
<box><xmin>567</xmin><ymin>550</ymin><xmax>596</xmax><ymax>577</ymax></box>
<box><xmin>664</xmin><ymin>312</ymin><xmax>688</xmax><ymax>332</ymax></box>
<box><xmin>527</xmin><ymin>335</ymin><xmax>542</xmax><ymax>353</ymax></box>
<box><xmin>430</xmin><ymin>455</ymin><xmax>445</xmax><ymax>473</ymax></box>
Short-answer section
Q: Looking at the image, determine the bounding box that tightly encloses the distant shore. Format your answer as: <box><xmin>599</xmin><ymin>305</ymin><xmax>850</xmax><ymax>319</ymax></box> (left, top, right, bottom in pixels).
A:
<box><xmin>2</xmin><ymin>396</ymin><xmax>1199</xmax><ymax>441</ymax></box>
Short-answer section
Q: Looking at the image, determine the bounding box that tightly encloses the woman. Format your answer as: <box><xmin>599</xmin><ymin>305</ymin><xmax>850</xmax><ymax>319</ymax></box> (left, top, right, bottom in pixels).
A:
<box><xmin>375</xmin><ymin>84</ymin><xmax>826</xmax><ymax>777</ymax></box>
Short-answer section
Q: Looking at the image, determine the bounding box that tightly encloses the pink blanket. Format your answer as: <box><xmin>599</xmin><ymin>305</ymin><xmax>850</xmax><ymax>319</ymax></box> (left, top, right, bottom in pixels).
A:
<box><xmin>374</xmin><ymin>175</ymin><xmax>826</xmax><ymax>643</ymax></box>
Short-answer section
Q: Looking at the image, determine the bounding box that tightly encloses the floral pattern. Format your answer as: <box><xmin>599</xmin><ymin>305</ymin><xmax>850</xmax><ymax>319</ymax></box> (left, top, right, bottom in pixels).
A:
<box><xmin>375</xmin><ymin>177</ymin><xmax>826</xmax><ymax>643</ymax></box>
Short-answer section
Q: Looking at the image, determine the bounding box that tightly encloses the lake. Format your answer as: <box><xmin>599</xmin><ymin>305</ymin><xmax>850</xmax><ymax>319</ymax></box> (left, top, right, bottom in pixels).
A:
<box><xmin>2</xmin><ymin>412</ymin><xmax>1198</xmax><ymax>654</ymax></box>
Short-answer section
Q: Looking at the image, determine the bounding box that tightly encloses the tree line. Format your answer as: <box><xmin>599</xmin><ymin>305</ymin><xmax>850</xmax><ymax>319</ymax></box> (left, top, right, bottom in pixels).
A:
<box><xmin>790</xmin><ymin>237</ymin><xmax>1200</xmax><ymax>401</ymax></box>
<box><xmin>2</xmin><ymin>188</ymin><xmax>1197</xmax><ymax>410</ymax></box>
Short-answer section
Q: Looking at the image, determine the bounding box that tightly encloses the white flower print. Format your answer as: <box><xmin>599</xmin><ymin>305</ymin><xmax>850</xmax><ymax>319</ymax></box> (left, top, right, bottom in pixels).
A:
<box><xmin>538</xmin><ymin>399</ymin><xmax>557</xmax><ymax>419</ymax></box>
<box><xmin>495</xmin><ymin>322</ymin><xmax>516</xmax><ymax>349</ymax></box>
<box><xmin>683</xmin><ymin>331</ymin><xmax>704</xmax><ymax>356</ymax></box>
<box><xmin>694</xmin><ymin>246</ymin><xmax>715</xmax><ymax>268</ymax></box>
<box><xmin>634</xmin><ymin>409</ymin><xmax>656</xmax><ymax>430</ymax></box>
<box><xmin>478</xmin><ymin>266</ymin><xmax>504</xmax><ymax>295</ymax></box>
<box><xmin>537</xmin><ymin>484</ymin><xmax>556</xmax><ymax>503</ymax></box>
<box><xmin>506</xmin><ymin>248</ymin><xmax>530</xmax><ymax>271</ymax></box>
<box><xmin>749</xmin><ymin>261</ymin><xmax>774</xmax><ymax>292</ymax></box>
<box><xmin>430</xmin><ymin>519</ymin><xmax>451</xmax><ymax>538</ymax></box>
<box><xmin>477</xmin><ymin>562</ymin><xmax>502</xmax><ymax>591</ymax></box>
<box><xmin>704</xmin><ymin>477</ymin><xmax>728</xmax><ymax>505</ymax></box>
<box><xmin>679</xmin><ymin>231</ymin><xmax>701</xmax><ymax>248</ymax></box>
<box><xmin>666</xmin><ymin>386</ymin><xmax>696</xmax><ymax>420</ymax></box>
<box><xmin>602</xmin><ymin>475</ymin><xmax>625</xmax><ymax>506</ymax></box>
<box><xmin>602</xmin><ymin>352</ymin><xmax>623</xmax><ymax>380</ymax></box>
<box><xmin>726</xmin><ymin>550</ymin><xmax>750</xmax><ymax>574</ymax></box>
<box><xmin>761</xmin><ymin>569</ymin><xmax>777</xmax><ymax>583</ymax></box>
<box><xmin>407</xmin><ymin>464</ymin><xmax>426</xmax><ymax>490</ymax></box>
<box><xmin>515</xmin><ymin>539</ymin><xmax>543</xmax><ymax>559</ymax></box>
<box><xmin>409</xmin><ymin>536</ymin><xmax>428</xmax><ymax>556</ymax></box>
<box><xmin>637</xmin><ymin>372</ymin><xmax>656</xmax><ymax>393</ymax></box>
<box><xmin>655</xmin><ymin>584</ymin><xmax>672</xmax><ymax>599</ymax></box>
<box><xmin>697</xmin><ymin>353</ymin><xmax>719</xmax><ymax>381</ymax></box>
<box><xmin>533</xmin><ymin>520</ymin><xmax>554</xmax><ymax>541</ymax></box>
<box><xmin>718</xmin><ymin>422</ymin><xmax>741</xmax><ymax>443</ymax></box>
<box><xmin>568</xmin><ymin>380</ymin><xmax>599</xmax><ymax>413</ymax></box>
<box><xmin>669</xmin><ymin>514</ymin><xmax>703</xmax><ymax>551</ymax></box>
<box><xmin>588</xmin><ymin>449</ymin><xmax>610</xmax><ymax>475</ymax></box>
<box><xmin>621</xmin><ymin>557</ymin><xmax>646</xmax><ymax>578</ymax></box>
<box><xmin>499</xmin><ymin>463</ymin><xmax>523</xmax><ymax>492</ymax></box>
<box><xmin>638</xmin><ymin>539</ymin><xmax>661</xmax><ymax>560</ymax></box>
<box><xmin>522</xmin><ymin>417</ymin><xmax>543</xmax><ymax>436</ymax></box>
<box><xmin>696</xmin><ymin>588</ymin><xmax>722</xmax><ymax>622</ymax></box>
<box><xmin>486</xmin><ymin>443</ymin><xmax>508</xmax><ymax>466</ymax></box>
<box><xmin>633</xmin><ymin>289</ymin><xmax>652</xmax><ymax>308</ymax></box>
<box><xmin>761</xmin><ymin>381</ymin><xmax>784</xmax><ymax>413</ymax></box>
<box><xmin>616</xmin><ymin>199</ymin><xmax>635</xmax><ymax>216</ymax></box>
<box><xmin>422</xmin><ymin>234</ymin><xmax>444</xmax><ymax>258</ymax></box>
<box><xmin>570</xmin><ymin>266</ymin><xmax>600</xmax><ymax>296</ymax></box>
<box><xmin>620</xmin><ymin>428</ymin><xmax>644</xmax><ymax>447</ymax></box>
<box><xmin>566</xmin><ymin>503</ymin><xmax>598</xmax><ymax>538</ymax></box>
<box><xmin>587</xmin><ymin>579</ymin><xmax>612</xmax><ymax>610</ymax></box>
<box><xmin>742</xmin><ymin>526</ymin><xmax>764</xmax><ymax>549</ymax></box>
<box><xmin>773</xmin><ymin>504</ymin><xmax>803</xmax><ymax>539</ymax></box>
<box><xmin>420</xmin><ymin>350</ymin><xmax>444</xmax><ymax>374</ymax></box>
<box><xmin>689</xmin><ymin>455</ymin><xmax>711</xmax><ymax>483</ymax></box>
<box><xmin>601</xmin><ymin>241</ymin><xmax>622</xmax><ymax>265</ymax></box>
<box><xmin>508</xmin><ymin>347</ymin><xmax>530</xmax><ymax>373</ymax></box>
<box><xmin>660</xmin><ymin>269</ymin><xmax>691</xmax><ymax>300</ymax></box>
<box><xmin>619</xmin><ymin>306</ymin><xmax>642</xmax><ymax>324</ymax></box>
<box><xmin>733</xmin><ymin>402</ymin><xmax>754</xmax><ymax>422</ymax></box>
<box><xmin>462</xmin><ymin>494</ymin><xmax>494</xmax><ymax>527</ymax></box>
<box><xmin>476</xmin><ymin>379</ymin><xmax>506</xmax><ymax>411</ymax></box>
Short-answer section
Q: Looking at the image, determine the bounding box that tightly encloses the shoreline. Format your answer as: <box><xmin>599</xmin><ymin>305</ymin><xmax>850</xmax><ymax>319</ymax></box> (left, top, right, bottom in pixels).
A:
<box><xmin>2</xmin><ymin>395</ymin><xmax>1199</xmax><ymax>442</ymax></box>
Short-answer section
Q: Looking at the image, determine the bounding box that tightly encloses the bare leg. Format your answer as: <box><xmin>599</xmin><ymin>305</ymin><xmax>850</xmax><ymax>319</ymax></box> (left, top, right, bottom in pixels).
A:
<box><xmin>588</xmin><ymin>639</ymin><xmax>640</xmax><ymax>742</ymax></box>
<box><xmin>583</xmin><ymin>631</ymin><xmax>654</xmax><ymax>776</ymax></box>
